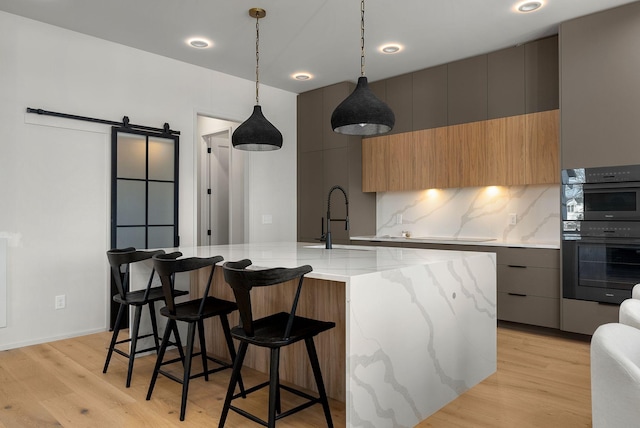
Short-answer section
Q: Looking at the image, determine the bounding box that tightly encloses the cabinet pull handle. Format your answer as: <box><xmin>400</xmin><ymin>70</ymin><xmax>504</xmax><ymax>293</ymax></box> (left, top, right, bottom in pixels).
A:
<box><xmin>507</xmin><ymin>265</ymin><xmax>527</xmax><ymax>268</ymax></box>
<box><xmin>508</xmin><ymin>292</ymin><xmax>527</xmax><ymax>297</ymax></box>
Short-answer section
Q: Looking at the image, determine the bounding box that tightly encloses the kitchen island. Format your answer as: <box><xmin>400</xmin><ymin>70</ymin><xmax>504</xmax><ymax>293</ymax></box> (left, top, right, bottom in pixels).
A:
<box><xmin>132</xmin><ymin>242</ymin><xmax>496</xmax><ymax>428</ymax></box>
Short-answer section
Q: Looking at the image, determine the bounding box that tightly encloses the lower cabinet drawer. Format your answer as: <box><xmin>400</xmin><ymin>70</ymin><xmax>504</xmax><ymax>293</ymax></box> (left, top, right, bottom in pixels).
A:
<box><xmin>498</xmin><ymin>292</ymin><xmax>560</xmax><ymax>328</ymax></box>
<box><xmin>497</xmin><ymin>265</ymin><xmax>559</xmax><ymax>298</ymax></box>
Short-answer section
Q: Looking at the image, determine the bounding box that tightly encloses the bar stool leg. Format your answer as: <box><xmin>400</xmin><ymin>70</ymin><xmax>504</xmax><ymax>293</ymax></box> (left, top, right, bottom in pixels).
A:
<box><xmin>171</xmin><ymin>322</ymin><xmax>186</xmax><ymax>363</ymax></box>
<box><xmin>180</xmin><ymin>322</ymin><xmax>197</xmax><ymax>421</ymax></box>
<box><xmin>197</xmin><ymin>320</ymin><xmax>209</xmax><ymax>381</ymax></box>
<box><xmin>103</xmin><ymin>302</ymin><xmax>125</xmax><ymax>374</ymax></box>
<box><xmin>268</xmin><ymin>348</ymin><xmax>281</xmax><ymax>428</ymax></box>
<box><xmin>220</xmin><ymin>314</ymin><xmax>246</xmax><ymax>397</ymax></box>
<box><xmin>126</xmin><ymin>305</ymin><xmax>143</xmax><ymax>388</ymax></box>
<box><xmin>148</xmin><ymin>301</ymin><xmax>160</xmax><ymax>352</ymax></box>
<box><xmin>218</xmin><ymin>341</ymin><xmax>248</xmax><ymax>428</ymax></box>
<box><xmin>305</xmin><ymin>338</ymin><xmax>333</xmax><ymax>428</ymax></box>
<box><xmin>147</xmin><ymin>319</ymin><xmax>175</xmax><ymax>401</ymax></box>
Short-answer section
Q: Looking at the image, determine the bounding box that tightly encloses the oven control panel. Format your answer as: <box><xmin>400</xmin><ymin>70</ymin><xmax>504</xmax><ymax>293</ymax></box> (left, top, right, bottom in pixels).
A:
<box><xmin>563</xmin><ymin>221</ymin><xmax>640</xmax><ymax>238</ymax></box>
<box><xmin>563</xmin><ymin>164</ymin><xmax>640</xmax><ymax>184</ymax></box>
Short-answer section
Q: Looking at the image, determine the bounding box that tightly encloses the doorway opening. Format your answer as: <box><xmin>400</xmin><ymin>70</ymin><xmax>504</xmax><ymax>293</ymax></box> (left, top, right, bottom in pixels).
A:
<box><xmin>196</xmin><ymin>115</ymin><xmax>245</xmax><ymax>246</ymax></box>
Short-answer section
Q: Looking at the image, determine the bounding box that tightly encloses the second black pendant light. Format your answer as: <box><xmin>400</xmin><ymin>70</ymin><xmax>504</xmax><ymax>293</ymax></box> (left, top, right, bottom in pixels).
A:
<box><xmin>331</xmin><ymin>0</ymin><xmax>395</xmax><ymax>136</ymax></box>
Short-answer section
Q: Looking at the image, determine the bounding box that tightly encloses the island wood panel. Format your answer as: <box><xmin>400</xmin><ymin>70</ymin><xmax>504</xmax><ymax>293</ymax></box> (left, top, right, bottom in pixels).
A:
<box><xmin>414</xmin><ymin>126</ymin><xmax>448</xmax><ymax>189</ymax></box>
<box><xmin>525</xmin><ymin>109</ymin><xmax>559</xmax><ymax>184</ymax></box>
<box><xmin>486</xmin><ymin>115</ymin><xmax>526</xmax><ymax>186</ymax></box>
<box><xmin>388</xmin><ymin>132</ymin><xmax>416</xmax><ymax>191</ymax></box>
<box><xmin>362</xmin><ymin>135</ymin><xmax>389</xmax><ymax>192</ymax></box>
<box><xmin>194</xmin><ymin>269</ymin><xmax>346</xmax><ymax>403</ymax></box>
<box><xmin>447</xmin><ymin>120</ymin><xmax>488</xmax><ymax>188</ymax></box>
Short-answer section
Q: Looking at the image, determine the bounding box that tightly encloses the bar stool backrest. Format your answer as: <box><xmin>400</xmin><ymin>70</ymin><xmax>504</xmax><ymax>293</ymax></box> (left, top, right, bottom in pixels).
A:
<box><xmin>153</xmin><ymin>252</ymin><xmax>224</xmax><ymax>315</ymax></box>
<box><xmin>107</xmin><ymin>247</ymin><xmax>165</xmax><ymax>301</ymax></box>
<box><xmin>222</xmin><ymin>259</ymin><xmax>313</xmax><ymax>339</ymax></box>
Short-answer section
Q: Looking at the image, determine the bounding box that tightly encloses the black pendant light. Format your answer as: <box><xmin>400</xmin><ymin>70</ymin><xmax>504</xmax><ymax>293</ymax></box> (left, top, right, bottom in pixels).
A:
<box><xmin>232</xmin><ymin>8</ymin><xmax>282</xmax><ymax>151</ymax></box>
<box><xmin>331</xmin><ymin>0</ymin><xmax>394</xmax><ymax>136</ymax></box>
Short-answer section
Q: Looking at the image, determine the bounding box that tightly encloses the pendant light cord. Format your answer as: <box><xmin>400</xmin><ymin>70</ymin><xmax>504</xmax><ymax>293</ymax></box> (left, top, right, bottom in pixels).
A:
<box><xmin>360</xmin><ymin>0</ymin><xmax>365</xmax><ymax>77</ymax></box>
<box><xmin>255</xmin><ymin>14</ymin><xmax>260</xmax><ymax>105</ymax></box>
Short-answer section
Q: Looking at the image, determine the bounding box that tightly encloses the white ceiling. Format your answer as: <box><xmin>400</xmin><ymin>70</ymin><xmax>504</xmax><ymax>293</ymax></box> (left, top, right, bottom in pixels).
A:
<box><xmin>0</xmin><ymin>0</ymin><xmax>636</xmax><ymax>94</ymax></box>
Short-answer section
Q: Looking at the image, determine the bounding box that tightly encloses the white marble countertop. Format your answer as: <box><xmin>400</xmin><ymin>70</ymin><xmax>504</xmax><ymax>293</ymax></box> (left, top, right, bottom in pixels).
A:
<box><xmin>164</xmin><ymin>241</ymin><xmax>492</xmax><ymax>282</ymax></box>
<box><xmin>350</xmin><ymin>235</ymin><xmax>560</xmax><ymax>249</ymax></box>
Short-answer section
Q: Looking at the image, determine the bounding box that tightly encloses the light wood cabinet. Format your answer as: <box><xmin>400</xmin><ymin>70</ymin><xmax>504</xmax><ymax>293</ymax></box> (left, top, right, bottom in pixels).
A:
<box><xmin>486</xmin><ymin>115</ymin><xmax>525</xmax><ymax>186</ymax></box>
<box><xmin>415</xmin><ymin>127</ymin><xmax>448</xmax><ymax>189</ymax></box>
<box><xmin>525</xmin><ymin>109</ymin><xmax>559</xmax><ymax>184</ymax></box>
<box><xmin>388</xmin><ymin>132</ymin><xmax>415</xmax><ymax>191</ymax></box>
<box><xmin>362</xmin><ymin>134</ymin><xmax>389</xmax><ymax>192</ymax></box>
<box><xmin>362</xmin><ymin>109</ymin><xmax>558</xmax><ymax>191</ymax></box>
<box><xmin>447</xmin><ymin>121</ymin><xmax>487</xmax><ymax>188</ymax></box>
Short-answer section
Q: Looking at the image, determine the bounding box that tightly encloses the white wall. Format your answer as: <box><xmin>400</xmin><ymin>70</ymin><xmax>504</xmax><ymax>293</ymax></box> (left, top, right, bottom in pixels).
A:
<box><xmin>0</xmin><ymin>11</ymin><xmax>297</xmax><ymax>350</ymax></box>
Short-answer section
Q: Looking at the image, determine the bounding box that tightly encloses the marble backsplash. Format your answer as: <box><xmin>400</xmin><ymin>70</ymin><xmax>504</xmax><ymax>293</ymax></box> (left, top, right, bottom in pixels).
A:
<box><xmin>376</xmin><ymin>185</ymin><xmax>560</xmax><ymax>244</ymax></box>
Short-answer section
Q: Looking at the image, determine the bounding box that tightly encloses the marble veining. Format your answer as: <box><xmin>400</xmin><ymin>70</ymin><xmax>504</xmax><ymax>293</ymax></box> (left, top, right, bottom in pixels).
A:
<box><xmin>131</xmin><ymin>242</ymin><xmax>496</xmax><ymax>428</ymax></box>
<box><xmin>376</xmin><ymin>185</ymin><xmax>559</xmax><ymax>246</ymax></box>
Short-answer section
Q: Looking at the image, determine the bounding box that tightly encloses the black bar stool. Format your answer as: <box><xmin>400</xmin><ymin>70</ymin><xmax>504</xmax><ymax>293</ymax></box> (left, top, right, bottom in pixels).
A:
<box><xmin>104</xmin><ymin>248</ymin><xmax>187</xmax><ymax>388</ymax></box>
<box><xmin>220</xmin><ymin>259</ymin><xmax>335</xmax><ymax>428</ymax></box>
<box><xmin>146</xmin><ymin>252</ymin><xmax>245</xmax><ymax>421</ymax></box>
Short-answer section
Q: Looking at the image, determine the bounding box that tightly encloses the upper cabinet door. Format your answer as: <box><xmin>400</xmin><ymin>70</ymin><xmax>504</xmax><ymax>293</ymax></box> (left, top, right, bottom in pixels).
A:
<box><xmin>488</xmin><ymin>46</ymin><xmax>525</xmax><ymax>119</ymax></box>
<box><xmin>525</xmin><ymin>36</ymin><xmax>559</xmax><ymax>113</ymax></box>
<box><xmin>412</xmin><ymin>65</ymin><xmax>448</xmax><ymax>130</ymax></box>
<box><xmin>297</xmin><ymin>88</ymin><xmax>323</xmax><ymax>154</ymax></box>
<box><xmin>525</xmin><ymin>110</ymin><xmax>559</xmax><ymax>184</ymax></box>
<box><xmin>385</xmin><ymin>73</ymin><xmax>413</xmax><ymax>135</ymax></box>
<box><xmin>448</xmin><ymin>55</ymin><xmax>488</xmax><ymax>125</ymax></box>
<box><xmin>486</xmin><ymin>115</ymin><xmax>526</xmax><ymax>186</ymax></box>
<box><xmin>362</xmin><ymin>135</ymin><xmax>389</xmax><ymax>192</ymax></box>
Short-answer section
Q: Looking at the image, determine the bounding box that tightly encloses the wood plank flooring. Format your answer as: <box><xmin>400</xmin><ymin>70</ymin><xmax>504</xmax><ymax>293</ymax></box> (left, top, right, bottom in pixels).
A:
<box><xmin>0</xmin><ymin>322</ymin><xmax>591</xmax><ymax>427</ymax></box>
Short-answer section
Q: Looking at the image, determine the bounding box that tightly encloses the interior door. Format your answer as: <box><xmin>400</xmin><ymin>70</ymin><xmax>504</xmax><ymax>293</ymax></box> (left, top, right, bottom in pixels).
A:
<box><xmin>111</xmin><ymin>128</ymin><xmax>179</xmax><ymax>249</ymax></box>
<box><xmin>109</xmin><ymin>127</ymin><xmax>179</xmax><ymax>326</ymax></box>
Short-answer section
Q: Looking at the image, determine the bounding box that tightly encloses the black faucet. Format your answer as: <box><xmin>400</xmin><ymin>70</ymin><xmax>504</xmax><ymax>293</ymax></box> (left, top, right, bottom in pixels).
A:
<box><xmin>325</xmin><ymin>185</ymin><xmax>349</xmax><ymax>249</ymax></box>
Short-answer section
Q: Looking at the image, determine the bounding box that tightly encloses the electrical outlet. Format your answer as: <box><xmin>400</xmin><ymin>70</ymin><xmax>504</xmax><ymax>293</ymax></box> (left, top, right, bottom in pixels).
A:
<box><xmin>55</xmin><ymin>294</ymin><xmax>66</xmax><ymax>310</ymax></box>
<box><xmin>508</xmin><ymin>213</ymin><xmax>517</xmax><ymax>225</ymax></box>
<box><xmin>262</xmin><ymin>214</ymin><xmax>272</xmax><ymax>224</ymax></box>
<box><xmin>396</xmin><ymin>214</ymin><xmax>403</xmax><ymax>225</ymax></box>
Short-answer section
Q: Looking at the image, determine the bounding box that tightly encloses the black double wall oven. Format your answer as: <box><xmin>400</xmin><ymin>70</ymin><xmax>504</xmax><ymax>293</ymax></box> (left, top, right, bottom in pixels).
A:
<box><xmin>562</xmin><ymin>165</ymin><xmax>640</xmax><ymax>304</ymax></box>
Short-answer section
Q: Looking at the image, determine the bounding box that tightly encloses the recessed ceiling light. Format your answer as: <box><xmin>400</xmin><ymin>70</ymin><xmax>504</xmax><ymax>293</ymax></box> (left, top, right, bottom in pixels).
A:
<box><xmin>292</xmin><ymin>73</ymin><xmax>312</xmax><ymax>81</ymax></box>
<box><xmin>516</xmin><ymin>1</ymin><xmax>543</xmax><ymax>12</ymax></box>
<box><xmin>187</xmin><ymin>38</ymin><xmax>211</xmax><ymax>48</ymax></box>
<box><xmin>380</xmin><ymin>44</ymin><xmax>402</xmax><ymax>54</ymax></box>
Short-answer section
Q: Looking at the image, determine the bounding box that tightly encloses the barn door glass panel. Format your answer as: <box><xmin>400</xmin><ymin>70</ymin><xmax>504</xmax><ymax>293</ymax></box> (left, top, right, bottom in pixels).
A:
<box><xmin>111</xmin><ymin>128</ymin><xmax>179</xmax><ymax>250</ymax></box>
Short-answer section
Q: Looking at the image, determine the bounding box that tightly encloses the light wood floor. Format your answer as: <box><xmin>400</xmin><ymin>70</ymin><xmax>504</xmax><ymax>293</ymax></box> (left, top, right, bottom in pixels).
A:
<box><xmin>0</xmin><ymin>322</ymin><xmax>591</xmax><ymax>427</ymax></box>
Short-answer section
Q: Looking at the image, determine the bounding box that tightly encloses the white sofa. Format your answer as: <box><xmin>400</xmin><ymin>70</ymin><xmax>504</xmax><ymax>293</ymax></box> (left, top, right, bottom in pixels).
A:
<box><xmin>591</xmin><ymin>323</ymin><xmax>640</xmax><ymax>427</ymax></box>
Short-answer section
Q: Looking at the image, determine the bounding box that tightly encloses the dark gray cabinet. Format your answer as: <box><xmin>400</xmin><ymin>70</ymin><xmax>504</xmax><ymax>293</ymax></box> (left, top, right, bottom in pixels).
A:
<box><xmin>525</xmin><ymin>36</ymin><xmax>559</xmax><ymax>114</ymax></box>
<box><xmin>297</xmin><ymin>82</ymin><xmax>376</xmax><ymax>244</ymax></box>
<box><xmin>495</xmin><ymin>247</ymin><xmax>560</xmax><ymax>329</ymax></box>
<box><xmin>447</xmin><ymin>55</ymin><xmax>488</xmax><ymax>125</ymax></box>
<box><xmin>385</xmin><ymin>73</ymin><xmax>413</xmax><ymax>135</ymax></box>
<box><xmin>488</xmin><ymin>45</ymin><xmax>525</xmax><ymax>119</ymax></box>
<box><xmin>561</xmin><ymin>298</ymin><xmax>619</xmax><ymax>336</ymax></box>
<box><xmin>412</xmin><ymin>64</ymin><xmax>448</xmax><ymax>130</ymax></box>
<box><xmin>297</xmin><ymin>88</ymin><xmax>323</xmax><ymax>154</ymax></box>
<box><xmin>560</xmin><ymin>2</ymin><xmax>640</xmax><ymax>168</ymax></box>
<box><xmin>297</xmin><ymin>151</ymin><xmax>324</xmax><ymax>242</ymax></box>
